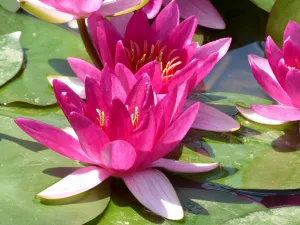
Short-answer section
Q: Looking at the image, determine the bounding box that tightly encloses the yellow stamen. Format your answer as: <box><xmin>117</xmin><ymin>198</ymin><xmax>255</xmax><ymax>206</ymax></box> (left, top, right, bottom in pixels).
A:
<box><xmin>131</xmin><ymin>106</ymin><xmax>139</xmax><ymax>127</ymax></box>
<box><xmin>96</xmin><ymin>109</ymin><xmax>105</xmax><ymax>127</ymax></box>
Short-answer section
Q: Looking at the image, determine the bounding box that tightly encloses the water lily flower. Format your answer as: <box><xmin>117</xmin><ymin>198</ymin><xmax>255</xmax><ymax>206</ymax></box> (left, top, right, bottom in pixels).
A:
<box><xmin>237</xmin><ymin>21</ymin><xmax>300</xmax><ymax>125</ymax></box>
<box><xmin>47</xmin><ymin>1</ymin><xmax>239</xmax><ymax>132</ymax></box>
<box><xmin>144</xmin><ymin>0</ymin><xmax>225</xmax><ymax>29</ymax></box>
<box><xmin>18</xmin><ymin>0</ymin><xmax>149</xmax><ymax>23</ymax></box>
<box><xmin>15</xmin><ymin>76</ymin><xmax>219</xmax><ymax>220</ymax></box>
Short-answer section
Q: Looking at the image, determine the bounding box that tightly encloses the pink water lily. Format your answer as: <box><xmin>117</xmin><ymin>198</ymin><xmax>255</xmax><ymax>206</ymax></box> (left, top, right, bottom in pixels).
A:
<box><xmin>48</xmin><ymin>1</ymin><xmax>239</xmax><ymax>132</ymax></box>
<box><xmin>237</xmin><ymin>21</ymin><xmax>300</xmax><ymax>125</ymax></box>
<box><xmin>16</xmin><ymin>75</ymin><xmax>219</xmax><ymax>220</ymax></box>
<box><xmin>18</xmin><ymin>0</ymin><xmax>149</xmax><ymax>23</ymax></box>
<box><xmin>144</xmin><ymin>0</ymin><xmax>225</xmax><ymax>29</ymax></box>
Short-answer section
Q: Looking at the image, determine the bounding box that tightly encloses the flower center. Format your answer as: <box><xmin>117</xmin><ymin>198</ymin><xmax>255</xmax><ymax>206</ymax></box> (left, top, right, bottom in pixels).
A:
<box><xmin>125</xmin><ymin>40</ymin><xmax>182</xmax><ymax>80</ymax></box>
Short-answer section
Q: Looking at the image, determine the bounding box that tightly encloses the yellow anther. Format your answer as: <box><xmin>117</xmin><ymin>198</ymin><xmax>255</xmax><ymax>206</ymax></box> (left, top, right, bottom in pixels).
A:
<box><xmin>96</xmin><ymin>109</ymin><xmax>105</xmax><ymax>127</ymax></box>
<box><xmin>131</xmin><ymin>106</ymin><xmax>139</xmax><ymax>127</ymax></box>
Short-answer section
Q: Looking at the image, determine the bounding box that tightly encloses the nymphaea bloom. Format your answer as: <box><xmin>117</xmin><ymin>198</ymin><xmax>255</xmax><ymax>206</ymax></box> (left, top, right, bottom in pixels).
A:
<box><xmin>16</xmin><ymin>75</ymin><xmax>219</xmax><ymax>220</ymax></box>
<box><xmin>48</xmin><ymin>1</ymin><xmax>239</xmax><ymax>132</ymax></box>
<box><xmin>18</xmin><ymin>0</ymin><xmax>149</xmax><ymax>23</ymax></box>
<box><xmin>237</xmin><ymin>21</ymin><xmax>300</xmax><ymax>125</ymax></box>
<box><xmin>144</xmin><ymin>0</ymin><xmax>225</xmax><ymax>29</ymax></box>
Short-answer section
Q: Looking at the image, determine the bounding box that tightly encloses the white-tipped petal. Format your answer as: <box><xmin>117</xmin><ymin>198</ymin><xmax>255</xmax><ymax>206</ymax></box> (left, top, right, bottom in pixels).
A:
<box><xmin>237</xmin><ymin>105</ymin><xmax>286</xmax><ymax>125</ymax></box>
<box><xmin>62</xmin><ymin>126</ymin><xmax>78</xmax><ymax>139</ymax></box>
<box><xmin>122</xmin><ymin>169</ymin><xmax>184</xmax><ymax>220</ymax></box>
<box><xmin>47</xmin><ymin>75</ymin><xmax>86</xmax><ymax>99</ymax></box>
<box><xmin>151</xmin><ymin>158</ymin><xmax>219</xmax><ymax>173</ymax></box>
<box><xmin>37</xmin><ymin>166</ymin><xmax>111</xmax><ymax>199</ymax></box>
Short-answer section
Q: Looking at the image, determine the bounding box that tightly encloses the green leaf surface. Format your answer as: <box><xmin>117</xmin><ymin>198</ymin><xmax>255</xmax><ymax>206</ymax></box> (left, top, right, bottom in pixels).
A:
<box><xmin>249</xmin><ymin>0</ymin><xmax>275</xmax><ymax>12</ymax></box>
<box><xmin>183</xmin><ymin>92</ymin><xmax>300</xmax><ymax>190</ymax></box>
<box><xmin>0</xmin><ymin>0</ymin><xmax>20</xmax><ymax>12</ymax></box>
<box><xmin>88</xmin><ymin>179</ymin><xmax>300</xmax><ymax>225</ymax></box>
<box><xmin>0</xmin><ymin>7</ymin><xmax>90</xmax><ymax>105</ymax></box>
<box><xmin>0</xmin><ymin>32</ymin><xmax>23</xmax><ymax>86</ymax></box>
<box><xmin>0</xmin><ymin>113</ymin><xmax>110</xmax><ymax>225</ymax></box>
<box><xmin>266</xmin><ymin>0</ymin><xmax>300</xmax><ymax>47</ymax></box>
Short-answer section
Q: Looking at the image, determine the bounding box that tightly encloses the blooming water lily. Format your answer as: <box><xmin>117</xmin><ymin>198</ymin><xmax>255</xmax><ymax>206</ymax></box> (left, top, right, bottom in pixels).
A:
<box><xmin>16</xmin><ymin>74</ymin><xmax>219</xmax><ymax>220</ymax></box>
<box><xmin>48</xmin><ymin>1</ymin><xmax>239</xmax><ymax>132</ymax></box>
<box><xmin>237</xmin><ymin>21</ymin><xmax>300</xmax><ymax>125</ymax></box>
<box><xmin>145</xmin><ymin>0</ymin><xmax>225</xmax><ymax>29</ymax></box>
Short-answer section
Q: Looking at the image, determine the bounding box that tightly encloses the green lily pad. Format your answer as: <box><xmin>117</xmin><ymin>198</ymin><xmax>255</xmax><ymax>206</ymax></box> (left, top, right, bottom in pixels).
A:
<box><xmin>0</xmin><ymin>7</ymin><xmax>90</xmax><ymax>105</ymax></box>
<box><xmin>88</xmin><ymin>179</ymin><xmax>300</xmax><ymax>225</ymax></box>
<box><xmin>183</xmin><ymin>92</ymin><xmax>300</xmax><ymax>190</ymax></box>
<box><xmin>266</xmin><ymin>0</ymin><xmax>300</xmax><ymax>47</ymax></box>
<box><xmin>0</xmin><ymin>0</ymin><xmax>20</xmax><ymax>12</ymax></box>
<box><xmin>0</xmin><ymin>32</ymin><xmax>23</xmax><ymax>86</ymax></box>
<box><xmin>0</xmin><ymin>113</ymin><xmax>110</xmax><ymax>225</ymax></box>
<box><xmin>249</xmin><ymin>0</ymin><xmax>275</xmax><ymax>12</ymax></box>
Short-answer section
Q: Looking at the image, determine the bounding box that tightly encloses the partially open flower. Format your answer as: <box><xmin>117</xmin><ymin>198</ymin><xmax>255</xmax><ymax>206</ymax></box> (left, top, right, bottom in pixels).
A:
<box><xmin>18</xmin><ymin>0</ymin><xmax>149</xmax><ymax>23</ymax></box>
<box><xmin>237</xmin><ymin>21</ymin><xmax>300</xmax><ymax>125</ymax></box>
<box><xmin>16</xmin><ymin>75</ymin><xmax>219</xmax><ymax>220</ymax></box>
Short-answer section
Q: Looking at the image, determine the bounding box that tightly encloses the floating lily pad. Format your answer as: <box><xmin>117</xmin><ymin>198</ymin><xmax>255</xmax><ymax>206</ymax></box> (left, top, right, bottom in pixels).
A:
<box><xmin>266</xmin><ymin>0</ymin><xmax>300</xmax><ymax>47</ymax></box>
<box><xmin>0</xmin><ymin>0</ymin><xmax>20</xmax><ymax>12</ymax></box>
<box><xmin>249</xmin><ymin>0</ymin><xmax>275</xmax><ymax>12</ymax></box>
<box><xmin>183</xmin><ymin>92</ymin><xmax>300</xmax><ymax>190</ymax></box>
<box><xmin>0</xmin><ymin>113</ymin><xmax>110</xmax><ymax>225</ymax></box>
<box><xmin>0</xmin><ymin>7</ymin><xmax>90</xmax><ymax>105</ymax></box>
<box><xmin>0</xmin><ymin>32</ymin><xmax>23</xmax><ymax>86</ymax></box>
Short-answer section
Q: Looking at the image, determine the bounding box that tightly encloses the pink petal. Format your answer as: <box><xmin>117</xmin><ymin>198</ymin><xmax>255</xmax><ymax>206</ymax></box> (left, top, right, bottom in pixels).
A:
<box><xmin>122</xmin><ymin>169</ymin><xmax>183</xmax><ymax>220</ymax></box>
<box><xmin>251</xmin><ymin>105</ymin><xmax>300</xmax><ymax>122</ymax></box>
<box><xmin>193</xmin><ymin>38</ymin><xmax>231</xmax><ymax>62</ymax></box>
<box><xmin>135</xmin><ymin>61</ymin><xmax>163</xmax><ymax>93</ymax></box>
<box><xmin>184</xmin><ymin>100</ymin><xmax>240</xmax><ymax>132</ymax></box>
<box><xmin>165</xmin><ymin>16</ymin><xmax>197</xmax><ymax>50</ymax></box>
<box><xmin>100</xmin><ymin>140</ymin><xmax>136</xmax><ymax>171</ymax></box>
<box><xmin>171</xmin><ymin>81</ymin><xmax>190</xmax><ymax>120</ymax></box>
<box><xmin>37</xmin><ymin>166</ymin><xmax>111</xmax><ymax>199</ymax></box>
<box><xmin>52</xmin><ymin>79</ymin><xmax>85</xmax><ymax>118</ymax></box>
<box><xmin>283</xmin><ymin>21</ymin><xmax>300</xmax><ymax>45</ymax></box>
<box><xmin>188</xmin><ymin>53</ymin><xmax>219</xmax><ymax>90</ymax></box>
<box><xmin>167</xmin><ymin>59</ymin><xmax>200</xmax><ymax>91</ymax></box>
<box><xmin>106</xmin><ymin>99</ymin><xmax>133</xmax><ymax>140</ymax></box>
<box><xmin>151</xmin><ymin>0</ymin><xmax>179</xmax><ymax>41</ymax></box>
<box><xmin>46</xmin><ymin>75</ymin><xmax>86</xmax><ymax>99</ymax></box>
<box><xmin>144</xmin><ymin>0</ymin><xmax>163</xmax><ymax>19</ymax></box>
<box><xmin>164</xmin><ymin>0</ymin><xmax>225</xmax><ymax>29</ymax></box>
<box><xmin>277</xmin><ymin>59</ymin><xmax>290</xmax><ymax>89</ymax></box>
<box><xmin>84</xmin><ymin>75</ymin><xmax>110</xmax><ymax>125</ymax></box>
<box><xmin>125</xmin><ymin>74</ymin><xmax>153</xmax><ymax>114</ymax></box>
<box><xmin>282</xmin><ymin>37</ymin><xmax>300</xmax><ymax>68</ymax></box>
<box><xmin>40</xmin><ymin>0</ymin><xmax>102</xmax><ymax>16</ymax></box>
<box><xmin>19</xmin><ymin>0</ymin><xmax>77</xmax><ymax>23</ymax></box>
<box><xmin>15</xmin><ymin>118</ymin><xmax>94</xmax><ymax>164</ymax></box>
<box><xmin>284</xmin><ymin>69</ymin><xmax>300</xmax><ymax>107</ymax></box>
<box><xmin>150</xmin><ymin>102</ymin><xmax>200</xmax><ymax>162</ymax></box>
<box><xmin>128</xmin><ymin>111</ymin><xmax>156</xmax><ymax>152</ymax></box>
<box><xmin>114</xmin><ymin>40</ymin><xmax>129</xmax><ymax>67</ymax></box>
<box><xmin>68</xmin><ymin>57</ymin><xmax>101</xmax><ymax>82</ymax></box>
<box><xmin>248</xmin><ymin>55</ymin><xmax>293</xmax><ymax>106</ymax></box>
<box><xmin>88</xmin><ymin>13</ymin><xmax>122</xmax><ymax>68</ymax></box>
<box><xmin>236</xmin><ymin>105</ymin><xmax>286</xmax><ymax>125</ymax></box>
<box><xmin>114</xmin><ymin>63</ymin><xmax>137</xmax><ymax>94</ymax></box>
<box><xmin>124</xmin><ymin>9</ymin><xmax>151</xmax><ymax>46</ymax></box>
<box><xmin>265</xmin><ymin>36</ymin><xmax>282</xmax><ymax>76</ymax></box>
<box><xmin>151</xmin><ymin>158</ymin><xmax>219</xmax><ymax>173</ymax></box>
<box><xmin>62</xmin><ymin>126</ymin><xmax>78</xmax><ymax>139</ymax></box>
<box><xmin>68</xmin><ymin>112</ymin><xmax>110</xmax><ymax>164</ymax></box>
<box><xmin>99</xmin><ymin>0</ymin><xmax>143</xmax><ymax>16</ymax></box>
<box><xmin>110</xmin><ymin>13</ymin><xmax>133</xmax><ymax>36</ymax></box>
